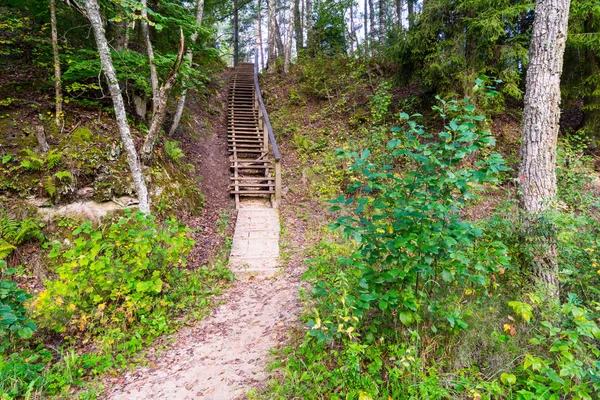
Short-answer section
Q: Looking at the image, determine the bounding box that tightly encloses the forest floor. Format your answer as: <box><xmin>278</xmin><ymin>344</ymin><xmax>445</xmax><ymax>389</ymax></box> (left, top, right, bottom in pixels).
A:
<box><xmin>101</xmin><ymin>71</ymin><xmax>320</xmax><ymax>399</ymax></box>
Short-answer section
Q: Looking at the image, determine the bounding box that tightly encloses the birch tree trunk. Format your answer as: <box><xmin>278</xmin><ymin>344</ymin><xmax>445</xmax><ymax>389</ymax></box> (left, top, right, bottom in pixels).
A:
<box><xmin>258</xmin><ymin>0</ymin><xmax>265</xmax><ymax>70</ymax></box>
<box><xmin>519</xmin><ymin>0</ymin><xmax>571</xmax><ymax>298</ymax></box>
<box><xmin>83</xmin><ymin>0</ymin><xmax>150</xmax><ymax>213</ymax></box>
<box><xmin>141</xmin><ymin>29</ymin><xmax>186</xmax><ymax>164</ymax></box>
<box><xmin>50</xmin><ymin>0</ymin><xmax>63</xmax><ymax>127</ymax></box>
<box><xmin>284</xmin><ymin>0</ymin><xmax>295</xmax><ymax>73</ymax></box>
<box><xmin>233</xmin><ymin>0</ymin><xmax>239</xmax><ymax>66</ymax></box>
<box><xmin>275</xmin><ymin>17</ymin><xmax>285</xmax><ymax>56</ymax></box>
<box><xmin>141</xmin><ymin>0</ymin><xmax>159</xmax><ymax>117</ymax></box>
<box><xmin>267</xmin><ymin>0</ymin><xmax>277</xmax><ymax>70</ymax></box>
<box><xmin>168</xmin><ymin>0</ymin><xmax>205</xmax><ymax>136</ymax></box>
<box><xmin>349</xmin><ymin>4</ymin><xmax>355</xmax><ymax>53</ymax></box>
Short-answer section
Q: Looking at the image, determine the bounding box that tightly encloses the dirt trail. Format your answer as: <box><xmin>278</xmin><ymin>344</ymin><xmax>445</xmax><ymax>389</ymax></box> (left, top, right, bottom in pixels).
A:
<box><xmin>105</xmin><ymin>278</ymin><xmax>299</xmax><ymax>399</ymax></box>
<box><xmin>103</xmin><ymin>72</ymin><xmax>302</xmax><ymax>399</ymax></box>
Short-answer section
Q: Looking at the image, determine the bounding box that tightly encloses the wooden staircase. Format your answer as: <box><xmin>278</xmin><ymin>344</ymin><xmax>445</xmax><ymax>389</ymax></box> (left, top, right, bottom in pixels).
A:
<box><xmin>228</xmin><ymin>62</ymin><xmax>281</xmax><ymax>208</ymax></box>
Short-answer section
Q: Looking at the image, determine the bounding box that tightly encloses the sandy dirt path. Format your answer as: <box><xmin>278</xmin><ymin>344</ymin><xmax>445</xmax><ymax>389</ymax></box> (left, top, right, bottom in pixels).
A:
<box><xmin>104</xmin><ymin>277</ymin><xmax>299</xmax><ymax>399</ymax></box>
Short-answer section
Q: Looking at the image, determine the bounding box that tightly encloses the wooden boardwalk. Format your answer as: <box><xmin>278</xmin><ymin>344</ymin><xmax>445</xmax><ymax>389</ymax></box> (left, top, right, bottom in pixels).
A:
<box><xmin>228</xmin><ymin>63</ymin><xmax>278</xmax><ymax>207</ymax></box>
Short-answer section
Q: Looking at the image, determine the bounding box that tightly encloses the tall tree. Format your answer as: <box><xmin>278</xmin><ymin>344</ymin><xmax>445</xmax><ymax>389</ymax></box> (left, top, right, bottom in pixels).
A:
<box><xmin>233</xmin><ymin>0</ymin><xmax>240</xmax><ymax>66</ymax></box>
<box><xmin>369</xmin><ymin>0</ymin><xmax>376</xmax><ymax>43</ymax></box>
<box><xmin>519</xmin><ymin>0</ymin><xmax>572</xmax><ymax>296</ymax></box>
<box><xmin>83</xmin><ymin>0</ymin><xmax>150</xmax><ymax>213</ymax></box>
<box><xmin>364</xmin><ymin>0</ymin><xmax>369</xmax><ymax>50</ymax></box>
<box><xmin>349</xmin><ymin>2</ymin><xmax>356</xmax><ymax>52</ymax></box>
<box><xmin>407</xmin><ymin>0</ymin><xmax>414</xmax><ymax>27</ymax></box>
<box><xmin>140</xmin><ymin>0</ymin><xmax>159</xmax><ymax>117</ymax></box>
<box><xmin>306</xmin><ymin>0</ymin><xmax>313</xmax><ymax>45</ymax></box>
<box><xmin>294</xmin><ymin>0</ymin><xmax>303</xmax><ymax>53</ymax></box>
<box><xmin>284</xmin><ymin>0</ymin><xmax>296</xmax><ymax>73</ymax></box>
<box><xmin>267</xmin><ymin>0</ymin><xmax>277</xmax><ymax>69</ymax></box>
<box><xmin>257</xmin><ymin>0</ymin><xmax>265</xmax><ymax>70</ymax></box>
<box><xmin>378</xmin><ymin>0</ymin><xmax>385</xmax><ymax>44</ymax></box>
<box><xmin>50</xmin><ymin>0</ymin><xmax>63</xmax><ymax>128</ymax></box>
<box><xmin>169</xmin><ymin>0</ymin><xmax>206</xmax><ymax>136</ymax></box>
<box><xmin>395</xmin><ymin>0</ymin><xmax>402</xmax><ymax>29</ymax></box>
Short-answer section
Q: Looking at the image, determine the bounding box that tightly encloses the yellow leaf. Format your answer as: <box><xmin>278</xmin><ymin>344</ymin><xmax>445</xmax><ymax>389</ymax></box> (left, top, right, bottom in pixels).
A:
<box><xmin>503</xmin><ymin>323</ymin><xmax>511</xmax><ymax>333</ymax></box>
<box><xmin>465</xmin><ymin>289</ymin><xmax>473</xmax><ymax>295</ymax></box>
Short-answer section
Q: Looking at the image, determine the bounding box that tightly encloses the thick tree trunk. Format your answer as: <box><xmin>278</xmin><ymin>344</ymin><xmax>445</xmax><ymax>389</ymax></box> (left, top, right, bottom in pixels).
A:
<box><xmin>519</xmin><ymin>0</ymin><xmax>571</xmax><ymax>297</ymax></box>
<box><xmin>284</xmin><ymin>0</ymin><xmax>295</xmax><ymax>73</ymax></box>
<box><xmin>257</xmin><ymin>0</ymin><xmax>265</xmax><ymax>70</ymax></box>
<box><xmin>50</xmin><ymin>0</ymin><xmax>63</xmax><ymax>127</ymax></box>
<box><xmin>83</xmin><ymin>0</ymin><xmax>150</xmax><ymax>213</ymax></box>
<box><xmin>233</xmin><ymin>0</ymin><xmax>239</xmax><ymax>66</ymax></box>
<box><xmin>267</xmin><ymin>0</ymin><xmax>277</xmax><ymax>70</ymax></box>
<box><xmin>141</xmin><ymin>29</ymin><xmax>186</xmax><ymax>164</ymax></box>
<box><xmin>141</xmin><ymin>0</ymin><xmax>159</xmax><ymax>117</ymax></box>
<box><xmin>168</xmin><ymin>0</ymin><xmax>205</xmax><ymax>136</ymax></box>
<box><xmin>378</xmin><ymin>0</ymin><xmax>385</xmax><ymax>44</ymax></box>
<box><xmin>294</xmin><ymin>0</ymin><xmax>303</xmax><ymax>54</ymax></box>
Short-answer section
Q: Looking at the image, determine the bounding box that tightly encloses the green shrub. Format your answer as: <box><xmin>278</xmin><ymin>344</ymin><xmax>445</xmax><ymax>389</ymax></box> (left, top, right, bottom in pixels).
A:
<box><xmin>0</xmin><ymin>260</ymin><xmax>36</xmax><ymax>341</ymax></box>
<box><xmin>313</xmin><ymin>97</ymin><xmax>509</xmax><ymax>341</ymax></box>
<box><xmin>34</xmin><ymin>211</ymin><xmax>194</xmax><ymax>340</ymax></box>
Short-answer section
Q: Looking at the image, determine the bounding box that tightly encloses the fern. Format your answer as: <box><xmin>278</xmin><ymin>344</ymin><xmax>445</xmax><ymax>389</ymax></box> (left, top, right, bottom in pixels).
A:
<box><xmin>0</xmin><ymin>238</ymin><xmax>16</xmax><ymax>260</ymax></box>
<box><xmin>0</xmin><ymin>213</ymin><xmax>45</xmax><ymax>259</ymax></box>
<box><xmin>46</xmin><ymin>150</ymin><xmax>63</xmax><ymax>169</ymax></box>
<box><xmin>43</xmin><ymin>176</ymin><xmax>57</xmax><ymax>198</ymax></box>
<box><xmin>165</xmin><ymin>140</ymin><xmax>185</xmax><ymax>163</ymax></box>
<box><xmin>55</xmin><ymin>170</ymin><xmax>72</xmax><ymax>181</ymax></box>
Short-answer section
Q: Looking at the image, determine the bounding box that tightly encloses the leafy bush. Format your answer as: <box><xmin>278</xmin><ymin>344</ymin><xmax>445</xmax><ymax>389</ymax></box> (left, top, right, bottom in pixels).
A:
<box><xmin>0</xmin><ymin>260</ymin><xmax>36</xmax><ymax>341</ymax></box>
<box><xmin>164</xmin><ymin>140</ymin><xmax>185</xmax><ymax>164</ymax></box>
<box><xmin>34</xmin><ymin>211</ymin><xmax>194</xmax><ymax>340</ymax></box>
<box><xmin>312</xmin><ymin>97</ymin><xmax>509</xmax><ymax>341</ymax></box>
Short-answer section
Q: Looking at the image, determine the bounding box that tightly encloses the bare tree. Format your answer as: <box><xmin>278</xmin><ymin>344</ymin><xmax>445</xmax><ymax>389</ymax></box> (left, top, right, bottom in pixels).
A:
<box><xmin>169</xmin><ymin>0</ymin><xmax>205</xmax><ymax>136</ymax></box>
<box><xmin>50</xmin><ymin>0</ymin><xmax>63</xmax><ymax>127</ymax></box>
<box><xmin>83</xmin><ymin>0</ymin><xmax>150</xmax><ymax>213</ymax></box>
<box><xmin>519</xmin><ymin>0</ymin><xmax>572</xmax><ymax>297</ymax></box>
<box><xmin>284</xmin><ymin>0</ymin><xmax>295</xmax><ymax>73</ymax></box>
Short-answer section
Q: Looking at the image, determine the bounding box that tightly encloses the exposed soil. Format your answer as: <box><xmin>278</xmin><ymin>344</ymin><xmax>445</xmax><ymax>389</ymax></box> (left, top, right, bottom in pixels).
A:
<box><xmin>173</xmin><ymin>71</ymin><xmax>236</xmax><ymax>268</ymax></box>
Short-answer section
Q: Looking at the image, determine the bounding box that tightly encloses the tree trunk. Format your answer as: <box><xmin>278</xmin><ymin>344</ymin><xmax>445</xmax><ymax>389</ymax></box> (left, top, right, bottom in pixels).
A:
<box><xmin>306</xmin><ymin>0</ymin><xmax>313</xmax><ymax>47</ymax></box>
<box><xmin>267</xmin><ymin>0</ymin><xmax>277</xmax><ymax>70</ymax></box>
<box><xmin>83</xmin><ymin>0</ymin><xmax>150</xmax><ymax>213</ymax></box>
<box><xmin>141</xmin><ymin>0</ymin><xmax>159</xmax><ymax>117</ymax></box>
<box><xmin>369</xmin><ymin>0</ymin><xmax>376</xmax><ymax>43</ymax></box>
<box><xmin>233</xmin><ymin>0</ymin><xmax>239</xmax><ymax>66</ymax></box>
<box><xmin>35</xmin><ymin>125</ymin><xmax>49</xmax><ymax>153</ymax></box>
<box><xmin>168</xmin><ymin>0</ymin><xmax>205</xmax><ymax>136</ymax></box>
<box><xmin>50</xmin><ymin>0</ymin><xmax>63</xmax><ymax>128</ymax></box>
<box><xmin>284</xmin><ymin>0</ymin><xmax>295</xmax><ymax>73</ymax></box>
<box><xmin>519</xmin><ymin>0</ymin><xmax>571</xmax><ymax>297</ymax></box>
<box><xmin>349</xmin><ymin>3</ymin><xmax>355</xmax><ymax>53</ymax></box>
<box><xmin>294</xmin><ymin>0</ymin><xmax>303</xmax><ymax>54</ymax></box>
<box><xmin>407</xmin><ymin>0</ymin><xmax>414</xmax><ymax>27</ymax></box>
<box><xmin>395</xmin><ymin>0</ymin><xmax>402</xmax><ymax>29</ymax></box>
<box><xmin>257</xmin><ymin>0</ymin><xmax>265</xmax><ymax>70</ymax></box>
<box><xmin>378</xmin><ymin>0</ymin><xmax>385</xmax><ymax>44</ymax></box>
<box><xmin>364</xmin><ymin>0</ymin><xmax>369</xmax><ymax>51</ymax></box>
<box><xmin>275</xmin><ymin>17</ymin><xmax>284</xmax><ymax>56</ymax></box>
<box><xmin>141</xmin><ymin>29</ymin><xmax>186</xmax><ymax>164</ymax></box>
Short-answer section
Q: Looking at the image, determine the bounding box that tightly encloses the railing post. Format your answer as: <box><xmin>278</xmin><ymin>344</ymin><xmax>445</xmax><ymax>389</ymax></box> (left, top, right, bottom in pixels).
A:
<box><xmin>275</xmin><ymin>159</ymin><xmax>282</xmax><ymax>205</ymax></box>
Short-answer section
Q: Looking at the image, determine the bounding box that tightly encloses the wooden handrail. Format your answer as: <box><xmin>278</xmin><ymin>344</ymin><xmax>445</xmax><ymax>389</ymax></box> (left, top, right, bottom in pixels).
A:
<box><xmin>253</xmin><ymin>52</ymin><xmax>282</xmax><ymax>205</ymax></box>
